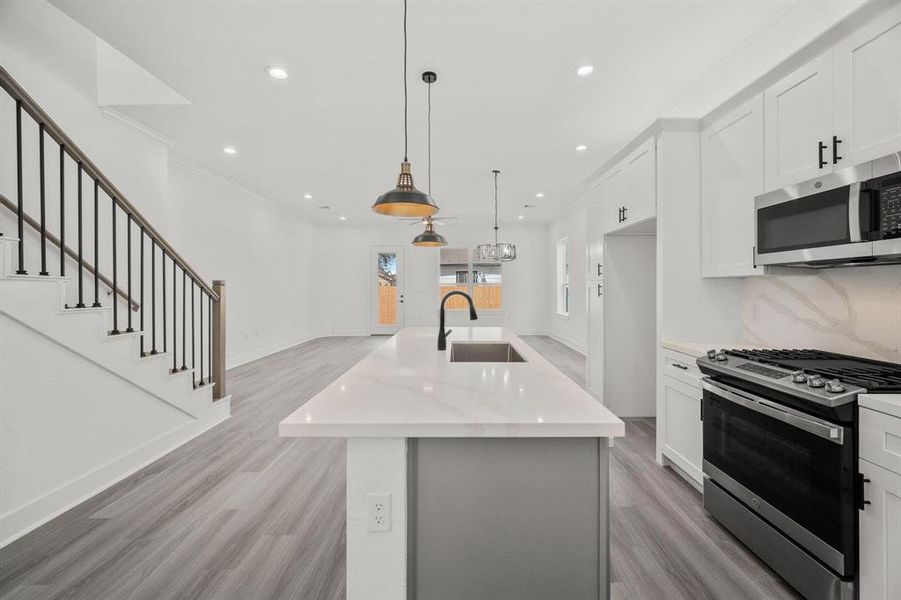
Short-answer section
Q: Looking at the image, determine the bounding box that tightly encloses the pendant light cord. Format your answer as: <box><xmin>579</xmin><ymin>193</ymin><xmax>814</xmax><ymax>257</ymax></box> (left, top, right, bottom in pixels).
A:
<box><xmin>493</xmin><ymin>170</ymin><xmax>500</xmax><ymax>245</ymax></box>
<box><xmin>427</xmin><ymin>79</ymin><xmax>432</xmax><ymax>195</ymax></box>
<box><xmin>403</xmin><ymin>0</ymin><xmax>408</xmax><ymax>162</ymax></box>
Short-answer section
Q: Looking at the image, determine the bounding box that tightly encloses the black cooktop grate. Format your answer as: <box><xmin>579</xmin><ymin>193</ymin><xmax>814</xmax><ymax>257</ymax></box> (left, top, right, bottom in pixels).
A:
<box><xmin>728</xmin><ymin>349</ymin><xmax>901</xmax><ymax>392</ymax></box>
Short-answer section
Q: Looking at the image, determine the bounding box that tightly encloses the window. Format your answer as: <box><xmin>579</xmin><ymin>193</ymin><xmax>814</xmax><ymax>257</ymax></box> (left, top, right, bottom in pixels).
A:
<box><xmin>439</xmin><ymin>248</ymin><xmax>502</xmax><ymax>311</ymax></box>
<box><xmin>556</xmin><ymin>238</ymin><xmax>569</xmax><ymax>316</ymax></box>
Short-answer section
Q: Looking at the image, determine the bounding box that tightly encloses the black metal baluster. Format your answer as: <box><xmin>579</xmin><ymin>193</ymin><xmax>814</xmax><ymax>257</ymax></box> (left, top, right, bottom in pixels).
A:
<box><xmin>38</xmin><ymin>124</ymin><xmax>48</xmax><ymax>275</ymax></box>
<box><xmin>140</xmin><ymin>229</ymin><xmax>145</xmax><ymax>355</ymax></box>
<box><xmin>75</xmin><ymin>164</ymin><xmax>84</xmax><ymax>307</ymax></box>
<box><xmin>59</xmin><ymin>145</ymin><xmax>65</xmax><ymax>276</ymax></box>
<box><xmin>151</xmin><ymin>240</ymin><xmax>157</xmax><ymax>353</ymax></box>
<box><xmin>110</xmin><ymin>198</ymin><xmax>119</xmax><ymax>333</ymax></box>
<box><xmin>126</xmin><ymin>215</ymin><xmax>133</xmax><ymax>331</ymax></box>
<box><xmin>162</xmin><ymin>250</ymin><xmax>167</xmax><ymax>353</ymax></box>
<box><xmin>199</xmin><ymin>291</ymin><xmax>204</xmax><ymax>386</ymax></box>
<box><xmin>172</xmin><ymin>261</ymin><xmax>177</xmax><ymax>373</ymax></box>
<box><xmin>92</xmin><ymin>179</ymin><xmax>100</xmax><ymax>307</ymax></box>
<box><xmin>191</xmin><ymin>280</ymin><xmax>196</xmax><ymax>387</ymax></box>
<box><xmin>15</xmin><ymin>101</ymin><xmax>26</xmax><ymax>274</ymax></box>
<box><xmin>181</xmin><ymin>270</ymin><xmax>186</xmax><ymax>371</ymax></box>
<box><xmin>208</xmin><ymin>294</ymin><xmax>212</xmax><ymax>384</ymax></box>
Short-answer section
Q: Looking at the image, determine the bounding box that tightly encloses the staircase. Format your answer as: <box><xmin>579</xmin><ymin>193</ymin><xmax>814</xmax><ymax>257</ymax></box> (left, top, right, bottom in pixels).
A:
<box><xmin>0</xmin><ymin>67</ymin><xmax>230</xmax><ymax>545</ymax></box>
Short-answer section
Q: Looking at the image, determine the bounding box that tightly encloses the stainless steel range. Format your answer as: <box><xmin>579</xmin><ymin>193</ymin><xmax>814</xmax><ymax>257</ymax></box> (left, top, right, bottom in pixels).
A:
<box><xmin>697</xmin><ymin>349</ymin><xmax>901</xmax><ymax>600</ymax></box>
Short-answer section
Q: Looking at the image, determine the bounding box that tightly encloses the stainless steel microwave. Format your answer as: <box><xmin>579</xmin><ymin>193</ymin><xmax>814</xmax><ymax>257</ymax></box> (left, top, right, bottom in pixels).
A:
<box><xmin>754</xmin><ymin>153</ymin><xmax>901</xmax><ymax>268</ymax></box>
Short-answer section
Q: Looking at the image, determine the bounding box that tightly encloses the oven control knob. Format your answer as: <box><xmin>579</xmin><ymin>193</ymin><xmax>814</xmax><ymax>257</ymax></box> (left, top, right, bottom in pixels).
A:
<box><xmin>706</xmin><ymin>349</ymin><xmax>717</xmax><ymax>359</ymax></box>
<box><xmin>807</xmin><ymin>376</ymin><xmax>825</xmax><ymax>388</ymax></box>
<box><xmin>825</xmin><ymin>379</ymin><xmax>846</xmax><ymax>393</ymax></box>
<box><xmin>715</xmin><ymin>350</ymin><xmax>728</xmax><ymax>362</ymax></box>
<box><xmin>791</xmin><ymin>371</ymin><xmax>808</xmax><ymax>384</ymax></box>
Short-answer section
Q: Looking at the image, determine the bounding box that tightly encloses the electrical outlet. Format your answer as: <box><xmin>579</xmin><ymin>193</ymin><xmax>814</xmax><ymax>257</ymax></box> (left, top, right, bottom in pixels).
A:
<box><xmin>368</xmin><ymin>493</ymin><xmax>391</xmax><ymax>532</ymax></box>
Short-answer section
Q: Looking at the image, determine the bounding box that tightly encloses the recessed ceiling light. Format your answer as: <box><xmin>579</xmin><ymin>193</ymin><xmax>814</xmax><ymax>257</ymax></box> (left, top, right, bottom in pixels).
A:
<box><xmin>575</xmin><ymin>144</ymin><xmax>588</xmax><ymax>152</ymax></box>
<box><xmin>303</xmin><ymin>193</ymin><xmax>313</xmax><ymax>200</ymax></box>
<box><xmin>576</xmin><ymin>65</ymin><xmax>594</xmax><ymax>77</ymax></box>
<box><xmin>267</xmin><ymin>66</ymin><xmax>288</xmax><ymax>80</ymax></box>
<box><xmin>517</xmin><ymin>215</ymin><xmax>525</xmax><ymax>220</ymax></box>
<box><xmin>223</xmin><ymin>146</ymin><xmax>237</xmax><ymax>155</ymax></box>
<box><xmin>339</xmin><ymin>216</ymin><xmax>347</xmax><ymax>221</ymax></box>
<box><xmin>535</xmin><ymin>192</ymin><xmax>544</xmax><ymax>198</ymax></box>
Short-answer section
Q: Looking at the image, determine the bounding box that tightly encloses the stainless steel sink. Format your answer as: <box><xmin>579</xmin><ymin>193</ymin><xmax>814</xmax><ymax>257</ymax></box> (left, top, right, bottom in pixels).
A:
<box><xmin>449</xmin><ymin>342</ymin><xmax>527</xmax><ymax>363</ymax></box>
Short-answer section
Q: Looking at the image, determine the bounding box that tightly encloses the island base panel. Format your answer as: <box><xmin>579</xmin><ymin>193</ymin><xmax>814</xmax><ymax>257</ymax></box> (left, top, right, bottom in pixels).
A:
<box><xmin>408</xmin><ymin>437</ymin><xmax>610</xmax><ymax>600</ymax></box>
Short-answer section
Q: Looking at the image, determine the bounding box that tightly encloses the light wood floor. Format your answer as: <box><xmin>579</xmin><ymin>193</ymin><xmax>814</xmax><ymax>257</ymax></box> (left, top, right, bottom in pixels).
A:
<box><xmin>0</xmin><ymin>335</ymin><xmax>800</xmax><ymax>600</ymax></box>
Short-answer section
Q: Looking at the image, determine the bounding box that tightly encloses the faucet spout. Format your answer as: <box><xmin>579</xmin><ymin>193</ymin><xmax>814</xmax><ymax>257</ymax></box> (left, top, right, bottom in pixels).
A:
<box><xmin>438</xmin><ymin>291</ymin><xmax>478</xmax><ymax>351</ymax></box>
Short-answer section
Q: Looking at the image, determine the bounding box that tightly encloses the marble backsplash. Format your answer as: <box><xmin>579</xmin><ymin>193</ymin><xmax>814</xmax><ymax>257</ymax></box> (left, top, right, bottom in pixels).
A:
<box><xmin>742</xmin><ymin>265</ymin><xmax>901</xmax><ymax>364</ymax></box>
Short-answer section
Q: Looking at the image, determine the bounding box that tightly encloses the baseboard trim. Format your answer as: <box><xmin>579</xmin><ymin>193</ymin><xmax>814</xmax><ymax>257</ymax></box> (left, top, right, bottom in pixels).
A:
<box><xmin>0</xmin><ymin>400</ymin><xmax>230</xmax><ymax>548</ymax></box>
<box><xmin>226</xmin><ymin>331</ymin><xmax>329</xmax><ymax>369</ymax></box>
<box><xmin>544</xmin><ymin>331</ymin><xmax>586</xmax><ymax>355</ymax></box>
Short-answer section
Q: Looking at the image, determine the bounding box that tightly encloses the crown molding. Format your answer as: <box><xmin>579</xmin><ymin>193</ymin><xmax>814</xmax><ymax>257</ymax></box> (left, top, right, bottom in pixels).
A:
<box><xmin>99</xmin><ymin>107</ymin><xmax>174</xmax><ymax>148</ymax></box>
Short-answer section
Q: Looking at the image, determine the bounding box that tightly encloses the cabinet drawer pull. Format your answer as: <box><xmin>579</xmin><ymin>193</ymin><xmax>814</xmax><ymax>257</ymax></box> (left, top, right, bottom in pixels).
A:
<box><xmin>672</xmin><ymin>362</ymin><xmax>689</xmax><ymax>370</ymax></box>
<box><xmin>832</xmin><ymin>135</ymin><xmax>842</xmax><ymax>164</ymax></box>
<box><xmin>818</xmin><ymin>141</ymin><xmax>827</xmax><ymax>169</ymax></box>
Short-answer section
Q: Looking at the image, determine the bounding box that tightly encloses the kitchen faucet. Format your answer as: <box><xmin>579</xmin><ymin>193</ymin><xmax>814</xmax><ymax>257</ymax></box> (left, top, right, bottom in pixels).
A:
<box><xmin>438</xmin><ymin>290</ymin><xmax>478</xmax><ymax>350</ymax></box>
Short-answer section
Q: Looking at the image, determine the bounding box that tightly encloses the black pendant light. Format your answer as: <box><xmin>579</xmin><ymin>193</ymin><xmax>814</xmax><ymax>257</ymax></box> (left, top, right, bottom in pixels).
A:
<box><xmin>372</xmin><ymin>0</ymin><xmax>438</xmax><ymax>217</ymax></box>
<box><xmin>412</xmin><ymin>71</ymin><xmax>447</xmax><ymax>247</ymax></box>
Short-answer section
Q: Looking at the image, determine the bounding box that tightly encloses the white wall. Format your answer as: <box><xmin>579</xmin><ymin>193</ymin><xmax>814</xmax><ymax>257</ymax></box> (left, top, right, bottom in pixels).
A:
<box><xmin>0</xmin><ymin>0</ymin><xmax>323</xmax><ymax>368</ymax></box>
<box><xmin>546</xmin><ymin>198</ymin><xmax>587</xmax><ymax>353</ymax></box>
<box><xmin>314</xmin><ymin>221</ymin><xmax>548</xmax><ymax>336</ymax></box>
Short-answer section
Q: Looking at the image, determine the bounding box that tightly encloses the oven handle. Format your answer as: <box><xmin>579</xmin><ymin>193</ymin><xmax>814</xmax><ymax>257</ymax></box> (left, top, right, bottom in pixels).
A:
<box><xmin>701</xmin><ymin>379</ymin><xmax>844</xmax><ymax>444</ymax></box>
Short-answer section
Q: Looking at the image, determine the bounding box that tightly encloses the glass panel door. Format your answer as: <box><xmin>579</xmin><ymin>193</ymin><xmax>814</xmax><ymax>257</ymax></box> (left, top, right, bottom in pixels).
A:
<box><xmin>371</xmin><ymin>247</ymin><xmax>404</xmax><ymax>334</ymax></box>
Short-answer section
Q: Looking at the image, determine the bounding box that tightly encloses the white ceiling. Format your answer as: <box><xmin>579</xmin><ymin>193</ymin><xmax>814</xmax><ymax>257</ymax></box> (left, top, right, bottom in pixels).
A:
<box><xmin>51</xmin><ymin>0</ymin><xmax>865</xmax><ymax>225</ymax></box>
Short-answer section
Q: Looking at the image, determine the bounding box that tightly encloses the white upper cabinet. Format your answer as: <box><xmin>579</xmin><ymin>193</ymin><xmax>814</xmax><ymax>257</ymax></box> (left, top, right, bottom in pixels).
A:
<box><xmin>585</xmin><ymin>184</ymin><xmax>604</xmax><ymax>281</ymax></box>
<box><xmin>624</xmin><ymin>137</ymin><xmax>656</xmax><ymax>226</ymax></box>
<box><xmin>603</xmin><ymin>165</ymin><xmax>627</xmax><ymax>234</ymax></box>
<box><xmin>701</xmin><ymin>94</ymin><xmax>764</xmax><ymax>278</ymax></box>
<box><xmin>834</xmin><ymin>4</ymin><xmax>901</xmax><ymax>167</ymax></box>
<box><xmin>603</xmin><ymin>137</ymin><xmax>656</xmax><ymax>233</ymax></box>
<box><xmin>764</xmin><ymin>52</ymin><xmax>834</xmax><ymax>190</ymax></box>
<box><xmin>764</xmin><ymin>6</ymin><xmax>901</xmax><ymax>192</ymax></box>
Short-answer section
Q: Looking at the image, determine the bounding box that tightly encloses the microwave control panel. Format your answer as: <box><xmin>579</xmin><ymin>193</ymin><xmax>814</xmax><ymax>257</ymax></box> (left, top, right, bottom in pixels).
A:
<box><xmin>878</xmin><ymin>177</ymin><xmax>901</xmax><ymax>238</ymax></box>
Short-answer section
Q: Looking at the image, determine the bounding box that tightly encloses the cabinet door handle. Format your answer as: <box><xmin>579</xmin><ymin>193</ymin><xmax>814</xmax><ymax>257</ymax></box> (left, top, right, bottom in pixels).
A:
<box><xmin>818</xmin><ymin>141</ymin><xmax>827</xmax><ymax>169</ymax></box>
<box><xmin>832</xmin><ymin>135</ymin><xmax>842</xmax><ymax>164</ymax></box>
<box><xmin>622</xmin><ymin>206</ymin><xmax>628</xmax><ymax>221</ymax></box>
<box><xmin>597</xmin><ymin>263</ymin><xmax>602</xmax><ymax>277</ymax></box>
<box><xmin>597</xmin><ymin>283</ymin><xmax>603</xmax><ymax>297</ymax></box>
<box><xmin>856</xmin><ymin>473</ymin><xmax>872</xmax><ymax>510</ymax></box>
<box><xmin>672</xmin><ymin>363</ymin><xmax>689</xmax><ymax>370</ymax></box>
<box><xmin>618</xmin><ymin>207</ymin><xmax>623</xmax><ymax>223</ymax></box>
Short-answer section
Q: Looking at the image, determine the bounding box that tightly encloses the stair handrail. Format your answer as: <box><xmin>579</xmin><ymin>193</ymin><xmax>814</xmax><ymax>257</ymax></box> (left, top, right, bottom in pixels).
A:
<box><xmin>0</xmin><ymin>66</ymin><xmax>218</xmax><ymax>302</ymax></box>
<box><xmin>0</xmin><ymin>192</ymin><xmax>139</xmax><ymax>311</ymax></box>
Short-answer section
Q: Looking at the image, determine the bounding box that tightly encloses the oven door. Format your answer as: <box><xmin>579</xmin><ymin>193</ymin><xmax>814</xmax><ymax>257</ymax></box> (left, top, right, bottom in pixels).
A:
<box><xmin>755</xmin><ymin>179</ymin><xmax>872</xmax><ymax>266</ymax></box>
<box><xmin>702</xmin><ymin>379</ymin><xmax>856</xmax><ymax>576</ymax></box>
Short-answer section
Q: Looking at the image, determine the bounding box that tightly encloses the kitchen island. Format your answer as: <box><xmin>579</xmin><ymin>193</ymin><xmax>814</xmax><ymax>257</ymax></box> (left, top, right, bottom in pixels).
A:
<box><xmin>280</xmin><ymin>327</ymin><xmax>624</xmax><ymax>600</ymax></box>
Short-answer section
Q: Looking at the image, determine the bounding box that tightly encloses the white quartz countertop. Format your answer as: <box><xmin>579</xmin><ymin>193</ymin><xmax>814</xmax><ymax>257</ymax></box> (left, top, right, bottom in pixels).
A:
<box><xmin>860</xmin><ymin>394</ymin><xmax>901</xmax><ymax>419</ymax></box>
<box><xmin>660</xmin><ymin>340</ymin><xmax>754</xmax><ymax>358</ymax></box>
<box><xmin>279</xmin><ymin>327</ymin><xmax>625</xmax><ymax>439</ymax></box>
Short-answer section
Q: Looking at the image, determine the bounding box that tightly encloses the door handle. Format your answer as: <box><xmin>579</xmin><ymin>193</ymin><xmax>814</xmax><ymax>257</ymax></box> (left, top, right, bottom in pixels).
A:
<box><xmin>622</xmin><ymin>206</ymin><xmax>628</xmax><ymax>221</ymax></box>
<box><xmin>856</xmin><ymin>473</ymin><xmax>871</xmax><ymax>510</ymax></box>
<box><xmin>818</xmin><ymin>141</ymin><xmax>828</xmax><ymax>168</ymax></box>
<box><xmin>618</xmin><ymin>207</ymin><xmax>623</xmax><ymax>223</ymax></box>
<box><xmin>832</xmin><ymin>135</ymin><xmax>842</xmax><ymax>164</ymax></box>
<box><xmin>597</xmin><ymin>283</ymin><xmax>603</xmax><ymax>297</ymax></box>
<box><xmin>597</xmin><ymin>263</ymin><xmax>602</xmax><ymax>277</ymax></box>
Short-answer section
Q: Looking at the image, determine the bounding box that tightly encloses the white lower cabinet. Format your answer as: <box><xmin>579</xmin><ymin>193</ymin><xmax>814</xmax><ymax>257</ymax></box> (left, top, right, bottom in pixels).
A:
<box><xmin>859</xmin><ymin>458</ymin><xmax>901</xmax><ymax>600</ymax></box>
<box><xmin>660</xmin><ymin>375</ymin><xmax>703</xmax><ymax>485</ymax></box>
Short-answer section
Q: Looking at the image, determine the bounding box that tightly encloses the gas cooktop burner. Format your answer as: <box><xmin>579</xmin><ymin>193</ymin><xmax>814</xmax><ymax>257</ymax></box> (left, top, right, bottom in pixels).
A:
<box><xmin>727</xmin><ymin>349</ymin><xmax>901</xmax><ymax>393</ymax></box>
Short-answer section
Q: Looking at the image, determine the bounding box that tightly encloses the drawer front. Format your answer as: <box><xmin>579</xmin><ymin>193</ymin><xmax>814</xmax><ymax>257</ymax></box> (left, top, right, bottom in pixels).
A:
<box><xmin>662</xmin><ymin>348</ymin><xmax>703</xmax><ymax>387</ymax></box>
<box><xmin>860</xmin><ymin>407</ymin><xmax>901</xmax><ymax>476</ymax></box>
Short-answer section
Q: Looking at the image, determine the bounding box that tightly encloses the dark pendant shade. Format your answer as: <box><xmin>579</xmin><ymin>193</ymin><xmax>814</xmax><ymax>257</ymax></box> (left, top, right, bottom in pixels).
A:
<box><xmin>373</xmin><ymin>161</ymin><xmax>438</xmax><ymax>217</ymax></box>
<box><xmin>412</xmin><ymin>219</ymin><xmax>447</xmax><ymax>247</ymax></box>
